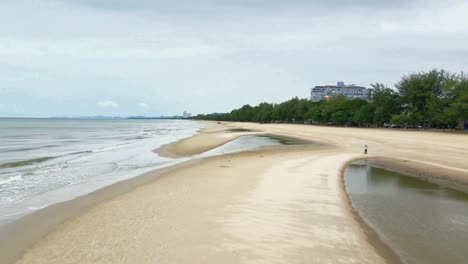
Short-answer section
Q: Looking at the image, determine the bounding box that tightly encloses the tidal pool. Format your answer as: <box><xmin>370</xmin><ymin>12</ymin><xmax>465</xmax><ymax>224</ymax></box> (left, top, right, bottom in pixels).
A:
<box><xmin>344</xmin><ymin>162</ymin><xmax>468</xmax><ymax>264</ymax></box>
<box><xmin>201</xmin><ymin>134</ymin><xmax>318</xmax><ymax>157</ymax></box>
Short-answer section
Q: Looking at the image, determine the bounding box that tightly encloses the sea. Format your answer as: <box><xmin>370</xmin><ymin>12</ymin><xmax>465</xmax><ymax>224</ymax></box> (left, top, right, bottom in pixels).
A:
<box><xmin>0</xmin><ymin>118</ymin><xmax>205</xmax><ymax>225</ymax></box>
<box><xmin>0</xmin><ymin>118</ymin><xmax>286</xmax><ymax>226</ymax></box>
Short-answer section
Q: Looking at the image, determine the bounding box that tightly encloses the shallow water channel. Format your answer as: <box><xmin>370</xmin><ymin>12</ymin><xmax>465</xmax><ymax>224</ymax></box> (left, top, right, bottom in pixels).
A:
<box><xmin>201</xmin><ymin>134</ymin><xmax>317</xmax><ymax>157</ymax></box>
<box><xmin>344</xmin><ymin>162</ymin><xmax>468</xmax><ymax>264</ymax></box>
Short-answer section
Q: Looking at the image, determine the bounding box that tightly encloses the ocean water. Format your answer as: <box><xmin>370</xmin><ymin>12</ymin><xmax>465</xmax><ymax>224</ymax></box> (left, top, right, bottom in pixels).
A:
<box><xmin>0</xmin><ymin>118</ymin><xmax>294</xmax><ymax>226</ymax></box>
<box><xmin>0</xmin><ymin>118</ymin><xmax>204</xmax><ymax>225</ymax></box>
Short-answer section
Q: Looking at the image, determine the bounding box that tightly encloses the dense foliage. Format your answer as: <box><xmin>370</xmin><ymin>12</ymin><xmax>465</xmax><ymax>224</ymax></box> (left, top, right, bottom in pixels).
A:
<box><xmin>192</xmin><ymin>70</ymin><xmax>468</xmax><ymax>129</ymax></box>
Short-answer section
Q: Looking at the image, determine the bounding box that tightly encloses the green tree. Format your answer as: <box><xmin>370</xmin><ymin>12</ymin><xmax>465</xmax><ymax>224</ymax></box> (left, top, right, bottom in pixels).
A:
<box><xmin>443</xmin><ymin>73</ymin><xmax>468</xmax><ymax>129</ymax></box>
<box><xmin>396</xmin><ymin>69</ymin><xmax>452</xmax><ymax>128</ymax></box>
<box><xmin>391</xmin><ymin>114</ymin><xmax>410</xmax><ymax>126</ymax></box>
<box><xmin>192</xmin><ymin>69</ymin><xmax>466</xmax><ymax>130</ymax></box>
<box><xmin>370</xmin><ymin>83</ymin><xmax>400</xmax><ymax>126</ymax></box>
<box><xmin>252</xmin><ymin>103</ymin><xmax>273</xmax><ymax>123</ymax></box>
<box><xmin>353</xmin><ymin>104</ymin><xmax>375</xmax><ymax>125</ymax></box>
<box><xmin>321</xmin><ymin>95</ymin><xmax>347</xmax><ymax>122</ymax></box>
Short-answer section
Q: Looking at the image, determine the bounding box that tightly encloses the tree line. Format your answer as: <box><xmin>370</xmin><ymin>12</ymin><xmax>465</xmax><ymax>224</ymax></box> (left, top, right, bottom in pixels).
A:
<box><xmin>191</xmin><ymin>69</ymin><xmax>468</xmax><ymax>130</ymax></box>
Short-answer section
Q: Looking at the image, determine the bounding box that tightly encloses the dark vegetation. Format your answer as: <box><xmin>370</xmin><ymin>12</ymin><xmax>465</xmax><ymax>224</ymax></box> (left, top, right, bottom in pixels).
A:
<box><xmin>192</xmin><ymin>69</ymin><xmax>468</xmax><ymax>130</ymax></box>
<box><xmin>192</xmin><ymin>70</ymin><xmax>468</xmax><ymax>129</ymax></box>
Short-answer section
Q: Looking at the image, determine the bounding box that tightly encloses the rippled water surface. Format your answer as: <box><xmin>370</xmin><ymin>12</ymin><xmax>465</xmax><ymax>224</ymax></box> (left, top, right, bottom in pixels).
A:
<box><xmin>0</xmin><ymin>118</ymin><xmax>204</xmax><ymax>224</ymax></box>
<box><xmin>345</xmin><ymin>163</ymin><xmax>468</xmax><ymax>264</ymax></box>
<box><xmin>0</xmin><ymin>118</ymin><xmax>298</xmax><ymax>225</ymax></box>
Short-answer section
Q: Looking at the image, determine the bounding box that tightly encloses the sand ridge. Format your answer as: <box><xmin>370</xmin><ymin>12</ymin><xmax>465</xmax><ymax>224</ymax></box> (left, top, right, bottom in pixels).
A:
<box><xmin>154</xmin><ymin>124</ymin><xmax>264</xmax><ymax>158</ymax></box>
<box><xmin>17</xmin><ymin>150</ymin><xmax>388</xmax><ymax>264</ymax></box>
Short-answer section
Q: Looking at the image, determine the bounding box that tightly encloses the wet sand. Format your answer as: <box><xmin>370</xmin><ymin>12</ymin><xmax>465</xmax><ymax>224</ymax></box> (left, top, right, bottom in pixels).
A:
<box><xmin>5</xmin><ymin>122</ymin><xmax>468</xmax><ymax>264</ymax></box>
<box><xmin>154</xmin><ymin>123</ymin><xmax>263</xmax><ymax>158</ymax></box>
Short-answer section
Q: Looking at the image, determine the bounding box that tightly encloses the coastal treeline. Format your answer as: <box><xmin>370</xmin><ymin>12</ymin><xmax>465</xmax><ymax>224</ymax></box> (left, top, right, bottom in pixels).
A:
<box><xmin>192</xmin><ymin>69</ymin><xmax>468</xmax><ymax>129</ymax></box>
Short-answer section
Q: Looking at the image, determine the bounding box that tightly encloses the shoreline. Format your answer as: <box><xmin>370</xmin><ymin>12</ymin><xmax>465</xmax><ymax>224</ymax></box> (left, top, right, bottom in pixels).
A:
<box><xmin>0</xmin><ymin>127</ymin><xmax>326</xmax><ymax>264</ymax></box>
<box><xmin>2</xmin><ymin>121</ymin><xmax>467</xmax><ymax>263</ymax></box>
<box><xmin>337</xmin><ymin>159</ymin><xmax>404</xmax><ymax>264</ymax></box>
<box><xmin>0</xmin><ymin>119</ymin><xmax>204</xmax><ymax>229</ymax></box>
<box><xmin>154</xmin><ymin>123</ymin><xmax>265</xmax><ymax>158</ymax></box>
<box><xmin>365</xmin><ymin>157</ymin><xmax>468</xmax><ymax>193</ymax></box>
<box><xmin>19</xmin><ymin>149</ymin><xmax>384</xmax><ymax>263</ymax></box>
<box><xmin>338</xmin><ymin>156</ymin><xmax>468</xmax><ymax>264</ymax></box>
<box><xmin>0</xmin><ymin>158</ymin><xmax>202</xmax><ymax>264</ymax></box>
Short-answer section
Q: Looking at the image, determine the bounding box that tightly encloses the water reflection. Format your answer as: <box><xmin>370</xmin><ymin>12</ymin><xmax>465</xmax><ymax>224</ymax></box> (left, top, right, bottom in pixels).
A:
<box><xmin>260</xmin><ymin>134</ymin><xmax>319</xmax><ymax>146</ymax></box>
<box><xmin>345</xmin><ymin>163</ymin><xmax>468</xmax><ymax>264</ymax></box>
<box><xmin>350</xmin><ymin>164</ymin><xmax>468</xmax><ymax>201</ymax></box>
<box><xmin>201</xmin><ymin>135</ymin><xmax>318</xmax><ymax>157</ymax></box>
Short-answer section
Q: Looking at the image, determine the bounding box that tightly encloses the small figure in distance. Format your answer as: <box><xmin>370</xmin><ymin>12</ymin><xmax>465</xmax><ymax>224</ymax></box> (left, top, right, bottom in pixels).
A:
<box><xmin>364</xmin><ymin>144</ymin><xmax>368</xmax><ymax>155</ymax></box>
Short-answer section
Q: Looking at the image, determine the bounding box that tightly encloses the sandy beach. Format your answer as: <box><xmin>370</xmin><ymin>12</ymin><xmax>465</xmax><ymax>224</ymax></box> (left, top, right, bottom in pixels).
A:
<box><xmin>154</xmin><ymin>125</ymin><xmax>264</xmax><ymax>158</ymax></box>
<box><xmin>3</xmin><ymin>122</ymin><xmax>468</xmax><ymax>264</ymax></box>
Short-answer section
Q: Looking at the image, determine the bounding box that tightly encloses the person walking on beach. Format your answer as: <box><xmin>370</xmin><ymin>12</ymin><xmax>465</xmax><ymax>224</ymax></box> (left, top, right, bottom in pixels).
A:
<box><xmin>364</xmin><ymin>144</ymin><xmax>368</xmax><ymax>155</ymax></box>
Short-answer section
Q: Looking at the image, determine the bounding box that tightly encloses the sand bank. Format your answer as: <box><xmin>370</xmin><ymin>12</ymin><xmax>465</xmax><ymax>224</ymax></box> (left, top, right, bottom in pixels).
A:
<box><xmin>6</xmin><ymin>122</ymin><xmax>468</xmax><ymax>264</ymax></box>
<box><xmin>365</xmin><ymin>157</ymin><xmax>468</xmax><ymax>193</ymax></box>
<box><xmin>233</xmin><ymin>123</ymin><xmax>468</xmax><ymax>174</ymax></box>
<box><xmin>154</xmin><ymin>123</ymin><xmax>263</xmax><ymax>158</ymax></box>
<box><xmin>15</xmin><ymin>149</ymin><xmax>390</xmax><ymax>264</ymax></box>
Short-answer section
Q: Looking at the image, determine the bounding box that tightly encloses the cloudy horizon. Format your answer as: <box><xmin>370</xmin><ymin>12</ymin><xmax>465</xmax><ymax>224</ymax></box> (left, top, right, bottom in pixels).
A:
<box><xmin>1</xmin><ymin>0</ymin><xmax>467</xmax><ymax>117</ymax></box>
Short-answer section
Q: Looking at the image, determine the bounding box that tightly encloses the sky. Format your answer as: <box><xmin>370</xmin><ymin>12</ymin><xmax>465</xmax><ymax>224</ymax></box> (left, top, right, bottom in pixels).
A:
<box><xmin>0</xmin><ymin>0</ymin><xmax>467</xmax><ymax>117</ymax></box>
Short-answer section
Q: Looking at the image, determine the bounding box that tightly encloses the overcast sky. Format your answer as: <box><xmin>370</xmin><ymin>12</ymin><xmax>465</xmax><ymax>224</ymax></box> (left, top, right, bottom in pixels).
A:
<box><xmin>1</xmin><ymin>0</ymin><xmax>467</xmax><ymax>117</ymax></box>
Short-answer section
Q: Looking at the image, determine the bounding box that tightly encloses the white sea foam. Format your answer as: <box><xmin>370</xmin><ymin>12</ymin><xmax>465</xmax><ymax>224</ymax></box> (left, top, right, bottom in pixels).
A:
<box><xmin>0</xmin><ymin>174</ymin><xmax>22</xmax><ymax>185</ymax></box>
<box><xmin>91</xmin><ymin>143</ymin><xmax>133</xmax><ymax>153</ymax></box>
<box><xmin>0</xmin><ymin>119</ymin><xmax>205</xmax><ymax>226</ymax></box>
<box><xmin>0</xmin><ymin>119</ymin><xmax>289</xmax><ymax>227</ymax></box>
<box><xmin>27</xmin><ymin>204</ymin><xmax>50</xmax><ymax>211</ymax></box>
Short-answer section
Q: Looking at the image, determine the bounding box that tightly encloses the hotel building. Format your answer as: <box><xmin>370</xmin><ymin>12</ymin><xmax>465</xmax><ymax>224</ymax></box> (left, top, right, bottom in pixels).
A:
<box><xmin>310</xmin><ymin>82</ymin><xmax>370</xmax><ymax>102</ymax></box>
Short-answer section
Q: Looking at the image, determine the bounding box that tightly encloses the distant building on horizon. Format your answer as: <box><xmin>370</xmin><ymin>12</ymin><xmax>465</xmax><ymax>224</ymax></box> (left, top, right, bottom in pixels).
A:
<box><xmin>310</xmin><ymin>82</ymin><xmax>370</xmax><ymax>102</ymax></box>
<box><xmin>183</xmin><ymin>111</ymin><xmax>192</xmax><ymax>118</ymax></box>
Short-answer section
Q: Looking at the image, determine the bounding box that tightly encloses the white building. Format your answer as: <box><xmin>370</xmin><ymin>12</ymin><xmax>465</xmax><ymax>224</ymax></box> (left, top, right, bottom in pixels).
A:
<box><xmin>310</xmin><ymin>82</ymin><xmax>370</xmax><ymax>102</ymax></box>
<box><xmin>183</xmin><ymin>111</ymin><xmax>192</xmax><ymax>118</ymax></box>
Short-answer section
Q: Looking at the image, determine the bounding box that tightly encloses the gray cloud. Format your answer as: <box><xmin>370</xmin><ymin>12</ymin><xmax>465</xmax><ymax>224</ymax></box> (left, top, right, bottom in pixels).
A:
<box><xmin>137</xmin><ymin>102</ymin><xmax>149</xmax><ymax>109</ymax></box>
<box><xmin>0</xmin><ymin>0</ymin><xmax>467</xmax><ymax>117</ymax></box>
<box><xmin>97</xmin><ymin>100</ymin><xmax>119</xmax><ymax>108</ymax></box>
<box><xmin>61</xmin><ymin>0</ymin><xmax>418</xmax><ymax>11</ymax></box>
